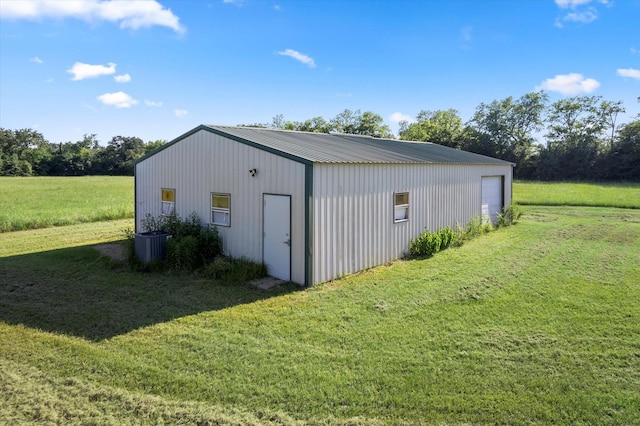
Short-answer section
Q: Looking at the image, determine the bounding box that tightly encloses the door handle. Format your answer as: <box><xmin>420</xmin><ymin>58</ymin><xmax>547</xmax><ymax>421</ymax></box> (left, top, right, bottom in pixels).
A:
<box><xmin>283</xmin><ymin>239</ymin><xmax>291</xmax><ymax>247</ymax></box>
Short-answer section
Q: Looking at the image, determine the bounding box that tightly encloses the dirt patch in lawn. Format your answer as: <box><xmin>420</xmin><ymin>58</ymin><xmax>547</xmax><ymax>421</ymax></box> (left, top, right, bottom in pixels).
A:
<box><xmin>94</xmin><ymin>242</ymin><xmax>127</xmax><ymax>262</ymax></box>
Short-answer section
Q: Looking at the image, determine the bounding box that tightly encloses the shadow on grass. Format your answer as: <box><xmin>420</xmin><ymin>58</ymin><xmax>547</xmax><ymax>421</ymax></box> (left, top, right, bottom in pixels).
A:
<box><xmin>0</xmin><ymin>243</ymin><xmax>300</xmax><ymax>341</ymax></box>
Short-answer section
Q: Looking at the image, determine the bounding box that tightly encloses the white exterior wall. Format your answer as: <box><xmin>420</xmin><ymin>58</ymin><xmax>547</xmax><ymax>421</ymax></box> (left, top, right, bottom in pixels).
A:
<box><xmin>312</xmin><ymin>163</ymin><xmax>512</xmax><ymax>284</ymax></box>
<box><xmin>135</xmin><ymin>130</ymin><xmax>307</xmax><ymax>284</ymax></box>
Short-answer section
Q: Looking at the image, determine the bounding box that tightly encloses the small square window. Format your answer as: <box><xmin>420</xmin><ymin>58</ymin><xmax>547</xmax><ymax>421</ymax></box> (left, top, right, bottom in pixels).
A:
<box><xmin>161</xmin><ymin>188</ymin><xmax>175</xmax><ymax>215</ymax></box>
<box><xmin>211</xmin><ymin>193</ymin><xmax>230</xmax><ymax>226</ymax></box>
<box><xmin>394</xmin><ymin>192</ymin><xmax>409</xmax><ymax>222</ymax></box>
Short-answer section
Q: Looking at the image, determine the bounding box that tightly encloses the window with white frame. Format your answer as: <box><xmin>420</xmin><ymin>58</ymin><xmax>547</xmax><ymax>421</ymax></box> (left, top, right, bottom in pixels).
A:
<box><xmin>211</xmin><ymin>193</ymin><xmax>230</xmax><ymax>226</ymax></box>
<box><xmin>394</xmin><ymin>192</ymin><xmax>409</xmax><ymax>222</ymax></box>
<box><xmin>161</xmin><ymin>188</ymin><xmax>175</xmax><ymax>215</ymax></box>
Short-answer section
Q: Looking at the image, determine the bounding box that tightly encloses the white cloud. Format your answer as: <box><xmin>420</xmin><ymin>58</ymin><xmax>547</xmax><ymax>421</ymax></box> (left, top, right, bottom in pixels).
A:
<box><xmin>30</xmin><ymin>56</ymin><xmax>43</xmax><ymax>64</ymax></box>
<box><xmin>555</xmin><ymin>7</ymin><xmax>598</xmax><ymax>27</ymax></box>
<box><xmin>537</xmin><ymin>73</ymin><xmax>600</xmax><ymax>95</ymax></box>
<box><xmin>145</xmin><ymin>100</ymin><xmax>163</xmax><ymax>107</ymax></box>
<box><xmin>273</xmin><ymin>5</ymin><xmax>282</xmax><ymax>11</ymax></box>
<box><xmin>555</xmin><ymin>0</ymin><xmax>608</xmax><ymax>8</ymax></box>
<box><xmin>67</xmin><ymin>62</ymin><xmax>116</xmax><ymax>80</ymax></box>
<box><xmin>554</xmin><ymin>0</ymin><xmax>609</xmax><ymax>27</ymax></box>
<box><xmin>97</xmin><ymin>91</ymin><xmax>138</xmax><ymax>108</ymax></box>
<box><xmin>389</xmin><ymin>112</ymin><xmax>414</xmax><ymax>124</ymax></box>
<box><xmin>460</xmin><ymin>26</ymin><xmax>473</xmax><ymax>42</ymax></box>
<box><xmin>114</xmin><ymin>73</ymin><xmax>131</xmax><ymax>83</ymax></box>
<box><xmin>563</xmin><ymin>8</ymin><xmax>598</xmax><ymax>23</ymax></box>
<box><xmin>555</xmin><ymin>0</ymin><xmax>593</xmax><ymax>8</ymax></box>
<box><xmin>617</xmin><ymin>68</ymin><xmax>640</xmax><ymax>80</ymax></box>
<box><xmin>174</xmin><ymin>109</ymin><xmax>188</xmax><ymax>117</ymax></box>
<box><xmin>0</xmin><ymin>0</ymin><xmax>184</xmax><ymax>33</ymax></box>
<box><xmin>277</xmin><ymin>49</ymin><xmax>316</xmax><ymax>68</ymax></box>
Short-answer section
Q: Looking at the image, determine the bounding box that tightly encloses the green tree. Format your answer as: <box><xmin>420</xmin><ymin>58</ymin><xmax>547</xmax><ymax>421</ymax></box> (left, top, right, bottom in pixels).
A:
<box><xmin>399</xmin><ymin>109</ymin><xmax>464</xmax><ymax>148</ymax></box>
<box><xmin>48</xmin><ymin>134</ymin><xmax>102</xmax><ymax>176</ymax></box>
<box><xmin>270</xmin><ymin>114</ymin><xmax>286</xmax><ymax>130</ymax></box>
<box><xmin>0</xmin><ymin>128</ymin><xmax>49</xmax><ymax>176</ymax></box>
<box><xmin>238</xmin><ymin>122</ymin><xmax>268</xmax><ymax>128</ymax></box>
<box><xmin>330</xmin><ymin>109</ymin><xmax>391</xmax><ymax>137</ymax></box>
<box><xmin>355</xmin><ymin>111</ymin><xmax>392</xmax><ymax>138</ymax></box>
<box><xmin>601</xmin><ymin>100</ymin><xmax>626</xmax><ymax>148</ymax></box>
<box><xmin>97</xmin><ymin>136</ymin><xmax>145</xmax><ymax>175</ymax></box>
<box><xmin>297</xmin><ymin>117</ymin><xmax>332</xmax><ymax>133</ymax></box>
<box><xmin>330</xmin><ymin>109</ymin><xmax>360</xmax><ymax>134</ymax></box>
<box><xmin>469</xmin><ymin>91</ymin><xmax>548</xmax><ymax>178</ymax></box>
<box><xmin>272</xmin><ymin>111</ymin><xmax>391</xmax><ymax>137</ymax></box>
<box><xmin>598</xmin><ymin>120</ymin><xmax>640</xmax><ymax>180</ymax></box>
<box><xmin>144</xmin><ymin>140</ymin><xmax>167</xmax><ymax>155</ymax></box>
<box><xmin>538</xmin><ymin>96</ymin><xmax>617</xmax><ymax>180</ymax></box>
<box><xmin>275</xmin><ymin>116</ymin><xmax>332</xmax><ymax>133</ymax></box>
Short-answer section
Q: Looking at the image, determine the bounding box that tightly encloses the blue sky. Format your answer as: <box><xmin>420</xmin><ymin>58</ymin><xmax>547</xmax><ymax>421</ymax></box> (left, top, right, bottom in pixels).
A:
<box><xmin>1</xmin><ymin>0</ymin><xmax>639</xmax><ymax>144</ymax></box>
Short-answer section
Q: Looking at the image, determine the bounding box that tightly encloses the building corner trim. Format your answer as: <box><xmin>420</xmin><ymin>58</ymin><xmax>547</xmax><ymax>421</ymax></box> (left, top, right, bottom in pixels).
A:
<box><xmin>304</xmin><ymin>163</ymin><xmax>314</xmax><ymax>286</ymax></box>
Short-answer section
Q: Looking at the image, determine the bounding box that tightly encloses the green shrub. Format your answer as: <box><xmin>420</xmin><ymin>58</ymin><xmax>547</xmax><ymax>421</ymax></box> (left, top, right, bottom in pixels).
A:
<box><xmin>497</xmin><ymin>203</ymin><xmax>523</xmax><ymax>227</ymax></box>
<box><xmin>458</xmin><ymin>216</ymin><xmax>492</xmax><ymax>242</ymax></box>
<box><xmin>198</xmin><ymin>226</ymin><xmax>224</xmax><ymax>262</ymax></box>
<box><xmin>137</xmin><ymin>212</ymin><xmax>223</xmax><ymax>273</ymax></box>
<box><xmin>122</xmin><ymin>227</ymin><xmax>139</xmax><ymax>268</ymax></box>
<box><xmin>142</xmin><ymin>212</ymin><xmax>202</xmax><ymax>239</ymax></box>
<box><xmin>204</xmin><ymin>256</ymin><xmax>235</xmax><ymax>280</ymax></box>
<box><xmin>166</xmin><ymin>235</ymin><xmax>199</xmax><ymax>271</ymax></box>
<box><xmin>411</xmin><ymin>212</ymin><xmax>514</xmax><ymax>258</ymax></box>
<box><xmin>439</xmin><ymin>226</ymin><xmax>457</xmax><ymax>247</ymax></box>
<box><xmin>410</xmin><ymin>226</ymin><xmax>456</xmax><ymax>258</ymax></box>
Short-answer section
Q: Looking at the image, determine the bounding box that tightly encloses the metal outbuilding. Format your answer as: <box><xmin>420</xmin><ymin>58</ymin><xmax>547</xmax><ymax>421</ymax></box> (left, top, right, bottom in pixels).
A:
<box><xmin>134</xmin><ymin>125</ymin><xmax>514</xmax><ymax>285</ymax></box>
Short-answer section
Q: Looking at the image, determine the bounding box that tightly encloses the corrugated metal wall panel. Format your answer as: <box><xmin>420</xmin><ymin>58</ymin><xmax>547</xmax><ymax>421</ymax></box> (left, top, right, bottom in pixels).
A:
<box><xmin>312</xmin><ymin>163</ymin><xmax>513</xmax><ymax>284</ymax></box>
<box><xmin>135</xmin><ymin>130</ymin><xmax>306</xmax><ymax>284</ymax></box>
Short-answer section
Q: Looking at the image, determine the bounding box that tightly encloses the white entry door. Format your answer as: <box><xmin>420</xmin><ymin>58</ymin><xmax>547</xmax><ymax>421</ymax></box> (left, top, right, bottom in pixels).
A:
<box><xmin>263</xmin><ymin>194</ymin><xmax>291</xmax><ymax>281</ymax></box>
<box><xmin>481</xmin><ymin>176</ymin><xmax>503</xmax><ymax>224</ymax></box>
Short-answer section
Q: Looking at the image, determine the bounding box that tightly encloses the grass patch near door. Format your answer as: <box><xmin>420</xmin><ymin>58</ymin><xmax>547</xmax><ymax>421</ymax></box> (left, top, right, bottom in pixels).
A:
<box><xmin>0</xmin><ymin>176</ymin><xmax>133</xmax><ymax>232</ymax></box>
<box><xmin>1</xmin><ymin>206</ymin><xmax>639</xmax><ymax>424</ymax></box>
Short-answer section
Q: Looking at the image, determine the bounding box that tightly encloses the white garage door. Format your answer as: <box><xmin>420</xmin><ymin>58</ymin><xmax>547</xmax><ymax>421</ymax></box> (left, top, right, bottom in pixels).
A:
<box><xmin>481</xmin><ymin>176</ymin><xmax>502</xmax><ymax>224</ymax></box>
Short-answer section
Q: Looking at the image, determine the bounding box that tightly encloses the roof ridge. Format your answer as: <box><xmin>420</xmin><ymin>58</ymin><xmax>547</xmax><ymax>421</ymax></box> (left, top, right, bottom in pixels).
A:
<box><xmin>160</xmin><ymin>125</ymin><xmax>516</xmax><ymax>166</ymax></box>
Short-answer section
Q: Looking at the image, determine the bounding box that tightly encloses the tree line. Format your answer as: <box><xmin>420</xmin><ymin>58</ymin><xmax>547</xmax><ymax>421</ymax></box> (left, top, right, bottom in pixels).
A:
<box><xmin>2</xmin><ymin>91</ymin><xmax>638</xmax><ymax>180</ymax></box>
<box><xmin>397</xmin><ymin>93</ymin><xmax>639</xmax><ymax>181</ymax></box>
<box><xmin>0</xmin><ymin>131</ymin><xmax>165</xmax><ymax>177</ymax></box>
<box><xmin>261</xmin><ymin>94</ymin><xmax>638</xmax><ymax>181</ymax></box>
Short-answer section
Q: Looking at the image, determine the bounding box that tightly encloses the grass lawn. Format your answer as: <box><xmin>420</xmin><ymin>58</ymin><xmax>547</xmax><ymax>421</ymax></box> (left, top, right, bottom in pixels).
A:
<box><xmin>1</xmin><ymin>206</ymin><xmax>639</xmax><ymax>424</ymax></box>
<box><xmin>513</xmin><ymin>180</ymin><xmax>640</xmax><ymax>209</ymax></box>
<box><xmin>0</xmin><ymin>176</ymin><xmax>134</xmax><ymax>232</ymax></box>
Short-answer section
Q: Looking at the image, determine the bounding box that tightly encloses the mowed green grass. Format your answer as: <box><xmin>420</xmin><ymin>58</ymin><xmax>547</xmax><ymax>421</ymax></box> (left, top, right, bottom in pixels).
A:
<box><xmin>514</xmin><ymin>180</ymin><xmax>640</xmax><ymax>209</ymax></box>
<box><xmin>1</xmin><ymin>178</ymin><xmax>636</xmax><ymax>234</ymax></box>
<box><xmin>1</xmin><ymin>206</ymin><xmax>639</xmax><ymax>425</ymax></box>
<box><xmin>0</xmin><ymin>176</ymin><xmax>134</xmax><ymax>232</ymax></box>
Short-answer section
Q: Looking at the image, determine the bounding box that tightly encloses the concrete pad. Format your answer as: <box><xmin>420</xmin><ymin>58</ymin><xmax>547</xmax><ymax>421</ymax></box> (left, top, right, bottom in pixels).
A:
<box><xmin>249</xmin><ymin>276</ymin><xmax>286</xmax><ymax>290</ymax></box>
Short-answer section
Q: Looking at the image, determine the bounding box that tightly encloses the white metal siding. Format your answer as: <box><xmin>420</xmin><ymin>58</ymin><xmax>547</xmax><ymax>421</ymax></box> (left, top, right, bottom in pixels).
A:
<box><xmin>312</xmin><ymin>163</ymin><xmax>512</xmax><ymax>284</ymax></box>
<box><xmin>135</xmin><ymin>130</ymin><xmax>307</xmax><ymax>284</ymax></box>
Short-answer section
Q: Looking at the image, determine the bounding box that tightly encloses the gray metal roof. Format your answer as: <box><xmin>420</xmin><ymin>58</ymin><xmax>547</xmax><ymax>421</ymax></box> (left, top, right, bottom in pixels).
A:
<box><xmin>205</xmin><ymin>125</ymin><xmax>512</xmax><ymax>166</ymax></box>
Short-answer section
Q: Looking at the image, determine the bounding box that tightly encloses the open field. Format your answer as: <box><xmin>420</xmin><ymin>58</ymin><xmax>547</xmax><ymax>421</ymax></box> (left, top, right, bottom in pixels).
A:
<box><xmin>0</xmin><ymin>176</ymin><xmax>134</xmax><ymax>232</ymax></box>
<box><xmin>1</xmin><ymin>205</ymin><xmax>639</xmax><ymax>424</ymax></box>
<box><xmin>1</xmin><ymin>177</ymin><xmax>637</xmax><ymax>234</ymax></box>
<box><xmin>513</xmin><ymin>181</ymin><xmax>640</xmax><ymax>209</ymax></box>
